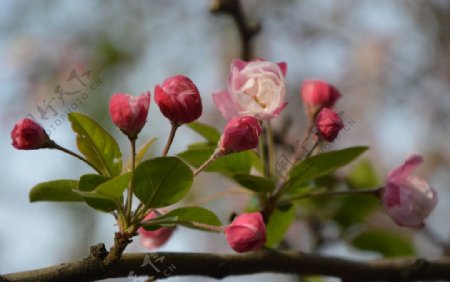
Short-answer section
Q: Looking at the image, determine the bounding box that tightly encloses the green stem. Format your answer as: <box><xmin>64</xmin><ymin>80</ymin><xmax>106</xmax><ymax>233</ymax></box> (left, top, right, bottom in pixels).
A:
<box><xmin>162</xmin><ymin>123</ymin><xmax>179</xmax><ymax>157</ymax></box>
<box><xmin>125</xmin><ymin>139</ymin><xmax>136</xmax><ymax>218</ymax></box>
<box><xmin>293</xmin><ymin>116</ymin><xmax>315</xmax><ymax>164</ymax></box>
<box><xmin>50</xmin><ymin>142</ymin><xmax>102</xmax><ymax>175</ymax></box>
<box><xmin>304</xmin><ymin>140</ymin><xmax>322</xmax><ymax>159</ymax></box>
<box><xmin>265</xmin><ymin>120</ymin><xmax>275</xmax><ymax>179</ymax></box>
<box><xmin>193</xmin><ymin>149</ymin><xmax>220</xmax><ymax>176</ymax></box>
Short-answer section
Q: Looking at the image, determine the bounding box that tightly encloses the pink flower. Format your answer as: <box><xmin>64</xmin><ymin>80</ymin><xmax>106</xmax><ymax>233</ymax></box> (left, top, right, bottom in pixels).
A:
<box><xmin>315</xmin><ymin>108</ymin><xmax>344</xmax><ymax>142</ymax></box>
<box><xmin>155</xmin><ymin>75</ymin><xmax>202</xmax><ymax>125</ymax></box>
<box><xmin>139</xmin><ymin>211</ymin><xmax>175</xmax><ymax>250</ymax></box>
<box><xmin>224</xmin><ymin>212</ymin><xmax>266</xmax><ymax>253</ymax></box>
<box><xmin>109</xmin><ymin>92</ymin><xmax>150</xmax><ymax>140</ymax></box>
<box><xmin>301</xmin><ymin>80</ymin><xmax>341</xmax><ymax>109</ymax></box>
<box><xmin>383</xmin><ymin>155</ymin><xmax>437</xmax><ymax>228</ymax></box>
<box><xmin>11</xmin><ymin>118</ymin><xmax>51</xmax><ymax>150</ymax></box>
<box><xmin>213</xmin><ymin>59</ymin><xmax>287</xmax><ymax>120</ymax></box>
<box><xmin>219</xmin><ymin>116</ymin><xmax>262</xmax><ymax>154</ymax></box>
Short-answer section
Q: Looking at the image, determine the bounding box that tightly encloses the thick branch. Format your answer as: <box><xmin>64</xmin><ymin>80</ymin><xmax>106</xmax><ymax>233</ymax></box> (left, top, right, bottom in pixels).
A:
<box><xmin>3</xmin><ymin>250</ymin><xmax>450</xmax><ymax>282</ymax></box>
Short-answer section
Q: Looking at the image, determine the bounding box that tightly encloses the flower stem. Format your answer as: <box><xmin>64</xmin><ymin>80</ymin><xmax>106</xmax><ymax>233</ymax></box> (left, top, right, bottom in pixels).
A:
<box><xmin>265</xmin><ymin>120</ymin><xmax>275</xmax><ymax>179</ymax></box>
<box><xmin>304</xmin><ymin>140</ymin><xmax>322</xmax><ymax>159</ymax></box>
<box><xmin>50</xmin><ymin>142</ymin><xmax>102</xmax><ymax>175</ymax></box>
<box><xmin>125</xmin><ymin>139</ymin><xmax>136</xmax><ymax>218</ymax></box>
<box><xmin>293</xmin><ymin>116</ymin><xmax>315</xmax><ymax>164</ymax></box>
<box><xmin>162</xmin><ymin>123</ymin><xmax>179</xmax><ymax>157</ymax></box>
<box><xmin>193</xmin><ymin>149</ymin><xmax>220</xmax><ymax>176</ymax></box>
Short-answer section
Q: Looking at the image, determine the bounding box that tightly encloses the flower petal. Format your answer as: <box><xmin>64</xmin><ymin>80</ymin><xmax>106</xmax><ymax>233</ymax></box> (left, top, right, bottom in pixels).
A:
<box><xmin>388</xmin><ymin>154</ymin><xmax>424</xmax><ymax>182</ymax></box>
<box><xmin>212</xmin><ymin>90</ymin><xmax>241</xmax><ymax>120</ymax></box>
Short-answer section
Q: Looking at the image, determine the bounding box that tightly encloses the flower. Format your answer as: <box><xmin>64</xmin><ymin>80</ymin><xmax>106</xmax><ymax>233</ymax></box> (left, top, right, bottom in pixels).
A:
<box><xmin>315</xmin><ymin>108</ymin><xmax>344</xmax><ymax>142</ymax></box>
<box><xmin>224</xmin><ymin>212</ymin><xmax>266</xmax><ymax>253</ymax></box>
<box><xmin>155</xmin><ymin>75</ymin><xmax>202</xmax><ymax>125</ymax></box>
<box><xmin>382</xmin><ymin>155</ymin><xmax>437</xmax><ymax>228</ymax></box>
<box><xmin>109</xmin><ymin>92</ymin><xmax>150</xmax><ymax>140</ymax></box>
<box><xmin>138</xmin><ymin>211</ymin><xmax>175</xmax><ymax>250</ymax></box>
<box><xmin>213</xmin><ymin>59</ymin><xmax>287</xmax><ymax>120</ymax></box>
<box><xmin>11</xmin><ymin>118</ymin><xmax>51</xmax><ymax>150</ymax></box>
<box><xmin>219</xmin><ymin>116</ymin><xmax>262</xmax><ymax>154</ymax></box>
<box><xmin>301</xmin><ymin>80</ymin><xmax>341</xmax><ymax>114</ymax></box>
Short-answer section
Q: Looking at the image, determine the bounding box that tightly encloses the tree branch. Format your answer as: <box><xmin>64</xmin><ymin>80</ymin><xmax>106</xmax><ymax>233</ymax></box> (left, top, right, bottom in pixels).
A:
<box><xmin>3</xmin><ymin>249</ymin><xmax>450</xmax><ymax>281</ymax></box>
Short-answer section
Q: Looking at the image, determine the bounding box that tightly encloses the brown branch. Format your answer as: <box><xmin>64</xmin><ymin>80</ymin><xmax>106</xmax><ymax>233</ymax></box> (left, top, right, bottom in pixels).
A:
<box><xmin>3</xmin><ymin>249</ymin><xmax>450</xmax><ymax>282</ymax></box>
<box><xmin>210</xmin><ymin>0</ymin><xmax>261</xmax><ymax>60</ymax></box>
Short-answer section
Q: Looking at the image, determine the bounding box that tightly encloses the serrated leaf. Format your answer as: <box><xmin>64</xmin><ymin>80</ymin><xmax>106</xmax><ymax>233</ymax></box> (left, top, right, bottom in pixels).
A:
<box><xmin>123</xmin><ymin>138</ymin><xmax>157</xmax><ymax>172</ymax></box>
<box><xmin>142</xmin><ymin>207</ymin><xmax>222</xmax><ymax>232</ymax></box>
<box><xmin>351</xmin><ymin>229</ymin><xmax>415</xmax><ymax>257</ymax></box>
<box><xmin>134</xmin><ymin>157</ymin><xmax>193</xmax><ymax>208</ymax></box>
<box><xmin>233</xmin><ymin>174</ymin><xmax>275</xmax><ymax>193</ymax></box>
<box><xmin>265</xmin><ymin>205</ymin><xmax>296</xmax><ymax>247</ymax></box>
<box><xmin>187</xmin><ymin>122</ymin><xmax>221</xmax><ymax>143</ymax></box>
<box><xmin>78</xmin><ymin>174</ymin><xmax>110</xmax><ymax>191</ymax></box>
<box><xmin>29</xmin><ymin>180</ymin><xmax>82</xmax><ymax>202</ymax></box>
<box><xmin>287</xmin><ymin>146</ymin><xmax>368</xmax><ymax>193</ymax></box>
<box><xmin>68</xmin><ymin>112</ymin><xmax>122</xmax><ymax>176</ymax></box>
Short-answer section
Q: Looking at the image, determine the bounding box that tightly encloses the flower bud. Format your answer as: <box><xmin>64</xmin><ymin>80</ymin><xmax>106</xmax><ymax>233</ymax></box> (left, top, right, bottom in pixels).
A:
<box><xmin>11</xmin><ymin>118</ymin><xmax>51</xmax><ymax>150</ymax></box>
<box><xmin>219</xmin><ymin>116</ymin><xmax>262</xmax><ymax>154</ymax></box>
<box><xmin>301</xmin><ymin>80</ymin><xmax>341</xmax><ymax>117</ymax></box>
<box><xmin>315</xmin><ymin>108</ymin><xmax>344</xmax><ymax>142</ymax></box>
<box><xmin>155</xmin><ymin>75</ymin><xmax>202</xmax><ymax>126</ymax></box>
<box><xmin>224</xmin><ymin>212</ymin><xmax>266</xmax><ymax>253</ymax></box>
<box><xmin>109</xmin><ymin>92</ymin><xmax>150</xmax><ymax>140</ymax></box>
<box><xmin>138</xmin><ymin>211</ymin><xmax>175</xmax><ymax>250</ymax></box>
<box><xmin>382</xmin><ymin>155</ymin><xmax>437</xmax><ymax>228</ymax></box>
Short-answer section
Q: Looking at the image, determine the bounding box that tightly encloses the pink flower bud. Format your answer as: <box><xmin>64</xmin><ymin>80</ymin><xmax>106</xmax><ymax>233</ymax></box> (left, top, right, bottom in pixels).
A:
<box><xmin>139</xmin><ymin>211</ymin><xmax>175</xmax><ymax>250</ymax></box>
<box><xmin>315</xmin><ymin>108</ymin><xmax>344</xmax><ymax>142</ymax></box>
<box><xmin>109</xmin><ymin>92</ymin><xmax>150</xmax><ymax>140</ymax></box>
<box><xmin>213</xmin><ymin>59</ymin><xmax>287</xmax><ymax>120</ymax></box>
<box><xmin>382</xmin><ymin>155</ymin><xmax>437</xmax><ymax>228</ymax></box>
<box><xmin>225</xmin><ymin>212</ymin><xmax>266</xmax><ymax>253</ymax></box>
<box><xmin>301</xmin><ymin>80</ymin><xmax>341</xmax><ymax>110</ymax></box>
<box><xmin>11</xmin><ymin>118</ymin><xmax>51</xmax><ymax>150</ymax></box>
<box><xmin>155</xmin><ymin>75</ymin><xmax>202</xmax><ymax>125</ymax></box>
<box><xmin>219</xmin><ymin>116</ymin><xmax>262</xmax><ymax>154</ymax></box>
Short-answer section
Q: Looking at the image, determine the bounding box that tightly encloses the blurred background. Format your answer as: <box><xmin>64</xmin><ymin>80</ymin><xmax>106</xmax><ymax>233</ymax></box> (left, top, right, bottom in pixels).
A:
<box><xmin>0</xmin><ymin>0</ymin><xmax>449</xmax><ymax>281</ymax></box>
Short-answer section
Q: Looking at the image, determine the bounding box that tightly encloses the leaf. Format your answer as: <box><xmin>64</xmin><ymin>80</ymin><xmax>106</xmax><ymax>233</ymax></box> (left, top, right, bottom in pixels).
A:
<box><xmin>347</xmin><ymin>159</ymin><xmax>379</xmax><ymax>189</ymax></box>
<box><xmin>78</xmin><ymin>174</ymin><xmax>110</xmax><ymax>191</ymax></box>
<box><xmin>178</xmin><ymin>148</ymin><xmax>252</xmax><ymax>177</ymax></box>
<box><xmin>75</xmin><ymin>173</ymin><xmax>131</xmax><ymax>212</ymax></box>
<box><xmin>187</xmin><ymin>122</ymin><xmax>221</xmax><ymax>143</ymax></box>
<box><xmin>333</xmin><ymin>195</ymin><xmax>379</xmax><ymax>228</ymax></box>
<box><xmin>134</xmin><ymin>157</ymin><xmax>193</xmax><ymax>208</ymax></box>
<box><xmin>123</xmin><ymin>138</ymin><xmax>157</xmax><ymax>172</ymax></box>
<box><xmin>141</xmin><ymin>207</ymin><xmax>222</xmax><ymax>232</ymax></box>
<box><xmin>265</xmin><ymin>205</ymin><xmax>296</xmax><ymax>247</ymax></box>
<box><xmin>351</xmin><ymin>229</ymin><xmax>415</xmax><ymax>257</ymax></box>
<box><xmin>68</xmin><ymin>112</ymin><xmax>122</xmax><ymax>177</ymax></box>
<box><xmin>287</xmin><ymin>146</ymin><xmax>368</xmax><ymax>193</ymax></box>
<box><xmin>29</xmin><ymin>180</ymin><xmax>82</xmax><ymax>202</ymax></box>
<box><xmin>233</xmin><ymin>174</ymin><xmax>275</xmax><ymax>193</ymax></box>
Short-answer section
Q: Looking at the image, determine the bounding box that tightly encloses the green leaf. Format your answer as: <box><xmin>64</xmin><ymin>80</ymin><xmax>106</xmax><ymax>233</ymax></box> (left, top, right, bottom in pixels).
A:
<box><xmin>347</xmin><ymin>159</ymin><xmax>379</xmax><ymax>189</ymax></box>
<box><xmin>333</xmin><ymin>195</ymin><xmax>379</xmax><ymax>228</ymax></box>
<box><xmin>124</xmin><ymin>138</ymin><xmax>157</xmax><ymax>172</ymax></box>
<box><xmin>351</xmin><ymin>229</ymin><xmax>415</xmax><ymax>257</ymax></box>
<box><xmin>265</xmin><ymin>205</ymin><xmax>296</xmax><ymax>247</ymax></box>
<box><xmin>187</xmin><ymin>122</ymin><xmax>221</xmax><ymax>143</ymax></box>
<box><xmin>78</xmin><ymin>174</ymin><xmax>110</xmax><ymax>191</ymax></box>
<box><xmin>75</xmin><ymin>173</ymin><xmax>131</xmax><ymax>212</ymax></box>
<box><xmin>178</xmin><ymin>148</ymin><xmax>252</xmax><ymax>177</ymax></box>
<box><xmin>142</xmin><ymin>207</ymin><xmax>222</xmax><ymax>232</ymax></box>
<box><xmin>287</xmin><ymin>146</ymin><xmax>368</xmax><ymax>192</ymax></box>
<box><xmin>68</xmin><ymin>112</ymin><xmax>122</xmax><ymax>177</ymax></box>
<box><xmin>29</xmin><ymin>180</ymin><xmax>82</xmax><ymax>202</ymax></box>
<box><xmin>233</xmin><ymin>174</ymin><xmax>275</xmax><ymax>193</ymax></box>
<box><xmin>134</xmin><ymin>157</ymin><xmax>193</xmax><ymax>208</ymax></box>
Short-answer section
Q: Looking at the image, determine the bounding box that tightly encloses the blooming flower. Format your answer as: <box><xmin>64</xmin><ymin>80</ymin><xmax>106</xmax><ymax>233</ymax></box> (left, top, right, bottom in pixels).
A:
<box><xmin>219</xmin><ymin>116</ymin><xmax>262</xmax><ymax>154</ymax></box>
<box><xmin>155</xmin><ymin>75</ymin><xmax>202</xmax><ymax>125</ymax></box>
<box><xmin>315</xmin><ymin>108</ymin><xmax>344</xmax><ymax>142</ymax></box>
<box><xmin>383</xmin><ymin>155</ymin><xmax>437</xmax><ymax>228</ymax></box>
<box><xmin>224</xmin><ymin>212</ymin><xmax>266</xmax><ymax>253</ymax></box>
<box><xmin>139</xmin><ymin>211</ymin><xmax>175</xmax><ymax>250</ymax></box>
<box><xmin>11</xmin><ymin>118</ymin><xmax>51</xmax><ymax>150</ymax></box>
<box><xmin>109</xmin><ymin>92</ymin><xmax>150</xmax><ymax>140</ymax></box>
<box><xmin>213</xmin><ymin>59</ymin><xmax>287</xmax><ymax>120</ymax></box>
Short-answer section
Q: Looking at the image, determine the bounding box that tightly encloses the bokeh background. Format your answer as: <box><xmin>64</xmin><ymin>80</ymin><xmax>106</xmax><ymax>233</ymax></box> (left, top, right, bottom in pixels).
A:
<box><xmin>1</xmin><ymin>0</ymin><xmax>449</xmax><ymax>281</ymax></box>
